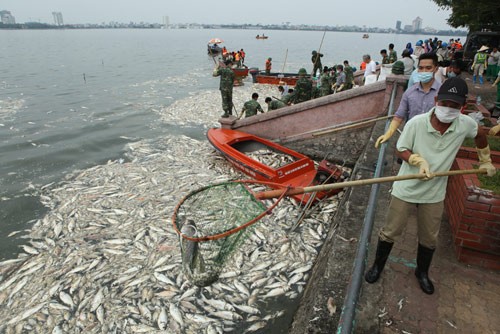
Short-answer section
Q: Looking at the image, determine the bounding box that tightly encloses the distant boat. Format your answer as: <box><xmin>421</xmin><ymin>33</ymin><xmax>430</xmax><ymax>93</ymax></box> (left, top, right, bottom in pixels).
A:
<box><xmin>256</xmin><ymin>34</ymin><xmax>268</xmax><ymax>39</ymax></box>
<box><xmin>362</xmin><ymin>34</ymin><xmax>369</xmax><ymax>39</ymax></box>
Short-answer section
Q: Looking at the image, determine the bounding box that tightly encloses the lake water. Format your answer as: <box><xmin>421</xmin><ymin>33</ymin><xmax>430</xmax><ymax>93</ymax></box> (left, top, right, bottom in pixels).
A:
<box><xmin>0</xmin><ymin>28</ymin><xmax>458</xmax><ymax>260</ymax></box>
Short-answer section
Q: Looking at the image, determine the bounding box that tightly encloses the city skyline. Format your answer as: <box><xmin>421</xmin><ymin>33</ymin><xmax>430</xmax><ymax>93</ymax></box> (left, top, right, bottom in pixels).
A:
<box><xmin>1</xmin><ymin>0</ymin><xmax>455</xmax><ymax>31</ymax></box>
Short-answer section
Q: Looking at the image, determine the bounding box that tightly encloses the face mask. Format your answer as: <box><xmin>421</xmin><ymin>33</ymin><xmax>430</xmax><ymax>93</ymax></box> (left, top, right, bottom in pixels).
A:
<box><xmin>447</xmin><ymin>72</ymin><xmax>457</xmax><ymax>78</ymax></box>
<box><xmin>434</xmin><ymin>106</ymin><xmax>461</xmax><ymax>123</ymax></box>
<box><xmin>418</xmin><ymin>72</ymin><xmax>434</xmax><ymax>83</ymax></box>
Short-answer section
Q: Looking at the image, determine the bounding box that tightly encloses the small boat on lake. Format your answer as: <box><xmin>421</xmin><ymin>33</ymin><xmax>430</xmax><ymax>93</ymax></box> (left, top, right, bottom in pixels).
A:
<box><xmin>208</xmin><ymin>44</ymin><xmax>222</xmax><ymax>55</ymax></box>
<box><xmin>362</xmin><ymin>34</ymin><xmax>369</xmax><ymax>39</ymax></box>
<box><xmin>256</xmin><ymin>34</ymin><xmax>268</xmax><ymax>39</ymax></box>
<box><xmin>207</xmin><ymin>128</ymin><xmax>345</xmax><ymax>203</ymax></box>
<box><xmin>249</xmin><ymin>70</ymin><xmax>310</xmax><ymax>86</ymax></box>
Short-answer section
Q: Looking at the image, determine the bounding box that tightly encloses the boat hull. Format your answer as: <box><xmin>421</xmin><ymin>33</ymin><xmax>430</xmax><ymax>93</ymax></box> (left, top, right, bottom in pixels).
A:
<box><xmin>207</xmin><ymin>128</ymin><xmax>344</xmax><ymax>203</ymax></box>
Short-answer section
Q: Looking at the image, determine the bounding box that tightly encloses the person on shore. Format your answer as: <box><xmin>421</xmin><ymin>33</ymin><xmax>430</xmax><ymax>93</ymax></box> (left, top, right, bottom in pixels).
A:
<box><xmin>343</xmin><ymin>60</ymin><xmax>355</xmax><ymax>90</ymax></box>
<box><xmin>492</xmin><ymin>71</ymin><xmax>500</xmax><ymax>115</ymax></box>
<box><xmin>290</xmin><ymin>68</ymin><xmax>312</xmax><ymax>104</ymax></box>
<box><xmin>401</xmin><ymin>49</ymin><xmax>415</xmax><ymax>75</ymax></box>
<box><xmin>311</xmin><ymin>50</ymin><xmax>323</xmax><ymax>77</ymax></box>
<box><xmin>265</xmin><ymin>57</ymin><xmax>272</xmax><ymax>75</ymax></box>
<box><xmin>363</xmin><ymin>54</ymin><xmax>377</xmax><ymax>85</ymax></box>
<box><xmin>435</xmin><ymin>60</ymin><xmax>462</xmax><ymax>83</ymax></box>
<box><xmin>265</xmin><ymin>97</ymin><xmax>286</xmax><ymax>111</ymax></box>
<box><xmin>375</xmin><ymin>53</ymin><xmax>440</xmax><ymax>148</ymax></box>
<box><xmin>388</xmin><ymin>43</ymin><xmax>397</xmax><ymax>63</ymax></box>
<box><xmin>241</xmin><ymin>93</ymin><xmax>264</xmax><ymax>118</ymax></box>
<box><xmin>405</xmin><ymin>42</ymin><xmax>414</xmax><ymax>55</ymax></box>
<box><xmin>365</xmin><ymin>77</ymin><xmax>496</xmax><ymax>295</ymax></box>
<box><xmin>380</xmin><ymin>49</ymin><xmax>390</xmax><ymax>65</ymax></box>
<box><xmin>414</xmin><ymin>40</ymin><xmax>425</xmax><ymax>58</ymax></box>
<box><xmin>332</xmin><ymin>64</ymin><xmax>346</xmax><ymax>92</ymax></box>
<box><xmin>471</xmin><ymin>45</ymin><xmax>489</xmax><ymax>85</ymax></box>
<box><xmin>486</xmin><ymin>46</ymin><xmax>499</xmax><ymax>82</ymax></box>
<box><xmin>319</xmin><ymin>68</ymin><xmax>332</xmax><ymax>96</ymax></box>
<box><xmin>281</xmin><ymin>88</ymin><xmax>294</xmax><ymax>105</ymax></box>
<box><xmin>213</xmin><ymin>59</ymin><xmax>235</xmax><ymax>118</ymax></box>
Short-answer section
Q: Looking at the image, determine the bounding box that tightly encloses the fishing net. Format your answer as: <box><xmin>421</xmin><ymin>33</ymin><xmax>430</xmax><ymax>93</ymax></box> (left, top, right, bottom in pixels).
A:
<box><xmin>172</xmin><ymin>180</ymin><xmax>288</xmax><ymax>287</ymax></box>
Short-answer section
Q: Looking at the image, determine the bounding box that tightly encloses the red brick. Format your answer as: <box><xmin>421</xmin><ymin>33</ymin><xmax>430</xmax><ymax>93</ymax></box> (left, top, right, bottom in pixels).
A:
<box><xmin>456</xmin><ymin>230</ymin><xmax>481</xmax><ymax>242</ymax></box>
<box><xmin>476</xmin><ymin>195</ymin><xmax>500</xmax><ymax>205</ymax></box>
<box><xmin>491</xmin><ymin>205</ymin><xmax>500</xmax><ymax>214</ymax></box>
<box><xmin>469</xmin><ymin>226</ymin><xmax>499</xmax><ymax>238</ymax></box>
<box><xmin>461</xmin><ymin>216</ymin><xmax>487</xmax><ymax>227</ymax></box>
<box><xmin>464</xmin><ymin>210</ymin><xmax>500</xmax><ymax>222</ymax></box>
<box><xmin>487</xmin><ymin>221</ymin><xmax>500</xmax><ymax>231</ymax></box>
<box><xmin>465</xmin><ymin>201</ymin><xmax>491</xmax><ymax>212</ymax></box>
<box><xmin>461</xmin><ymin>239</ymin><xmax>497</xmax><ymax>252</ymax></box>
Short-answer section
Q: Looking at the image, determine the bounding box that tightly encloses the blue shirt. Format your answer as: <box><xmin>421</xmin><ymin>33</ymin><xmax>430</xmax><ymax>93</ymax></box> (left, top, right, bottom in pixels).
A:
<box><xmin>395</xmin><ymin>79</ymin><xmax>441</xmax><ymax>122</ymax></box>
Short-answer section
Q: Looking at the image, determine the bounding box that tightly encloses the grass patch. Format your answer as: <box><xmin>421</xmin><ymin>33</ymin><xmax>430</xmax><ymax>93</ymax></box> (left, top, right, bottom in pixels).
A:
<box><xmin>472</xmin><ymin>164</ymin><xmax>500</xmax><ymax>194</ymax></box>
<box><xmin>462</xmin><ymin>135</ymin><xmax>500</xmax><ymax>152</ymax></box>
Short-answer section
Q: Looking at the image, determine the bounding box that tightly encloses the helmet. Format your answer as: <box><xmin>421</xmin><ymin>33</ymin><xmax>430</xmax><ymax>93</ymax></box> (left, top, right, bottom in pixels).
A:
<box><xmin>391</xmin><ymin>61</ymin><xmax>405</xmax><ymax>75</ymax></box>
<box><xmin>268</xmin><ymin>57</ymin><xmax>272</xmax><ymax>61</ymax></box>
<box><xmin>416</xmin><ymin>40</ymin><xmax>423</xmax><ymax>46</ymax></box>
<box><xmin>312</xmin><ymin>50</ymin><xmax>317</xmax><ymax>55</ymax></box>
<box><xmin>298</xmin><ymin>68</ymin><xmax>307</xmax><ymax>75</ymax></box>
<box><xmin>441</xmin><ymin>42</ymin><xmax>448</xmax><ymax>48</ymax></box>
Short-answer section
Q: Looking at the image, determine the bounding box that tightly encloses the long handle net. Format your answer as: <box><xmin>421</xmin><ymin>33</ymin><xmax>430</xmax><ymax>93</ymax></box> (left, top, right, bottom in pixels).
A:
<box><xmin>172</xmin><ymin>180</ymin><xmax>288</xmax><ymax>286</ymax></box>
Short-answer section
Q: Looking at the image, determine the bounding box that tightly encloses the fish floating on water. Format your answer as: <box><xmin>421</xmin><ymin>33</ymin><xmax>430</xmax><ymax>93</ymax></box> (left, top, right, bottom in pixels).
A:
<box><xmin>0</xmin><ymin>86</ymin><xmax>351</xmax><ymax>333</ymax></box>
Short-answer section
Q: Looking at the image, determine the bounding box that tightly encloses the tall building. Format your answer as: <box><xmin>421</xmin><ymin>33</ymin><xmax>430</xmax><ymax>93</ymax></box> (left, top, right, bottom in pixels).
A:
<box><xmin>412</xmin><ymin>16</ymin><xmax>422</xmax><ymax>32</ymax></box>
<box><xmin>52</xmin><ymin>12</ymin><xmax>63</xmax><ymax>26</ymax></box>
<box><xmin>162</xmin><ymin>16</ymin><xmax>169</xmax><ymax>29</ymax></box>
<box><xmin>0</xmin><ymin>10</ymin><xmax>16</xmax><ymax>24</ymax></box>
<box><xmin>395</xmin><ymin>20</ymin><xmax>401</xmax><ymax>30</ymax></box>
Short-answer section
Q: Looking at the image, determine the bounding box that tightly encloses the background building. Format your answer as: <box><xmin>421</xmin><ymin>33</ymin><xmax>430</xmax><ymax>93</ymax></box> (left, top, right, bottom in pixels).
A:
<box><xmin>395</xmin><ymin>20</ymin><xmax>401</xmax><ymax>31</ymax></box>
<box><xmin>52</xmin><ymin>12</ymin><xmax>64</xmax><ymax>26</ymax></box>
<box><xmin>0</xmin><ymin>10</ymin><xmax>16</xmax><ymax>24</ymax></box>
<box><xmin>412</xmin><ymin>16</ymin><xmax>422</xmax><ymax>32</ymax></box>
<box><xmin>162</xmin><ymin>16</ymin><xmax>169</xmax><ymax>29</ymax></box>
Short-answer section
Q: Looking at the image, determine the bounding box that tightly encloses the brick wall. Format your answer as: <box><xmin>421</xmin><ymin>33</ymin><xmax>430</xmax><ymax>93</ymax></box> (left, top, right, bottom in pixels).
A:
<box><xmin>456</xmin><ymin>146</ymin><xmax>500</xmax><ymax>164</ymax></box>
<box><xmin>445</xmin><ymin>158</ymin><xmax>500</xmax><ymax>270</ymax></box>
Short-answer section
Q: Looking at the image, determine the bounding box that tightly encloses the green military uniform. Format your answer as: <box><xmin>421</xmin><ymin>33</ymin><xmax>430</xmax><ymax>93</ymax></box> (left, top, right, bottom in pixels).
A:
<box><xmin>319</xmin><ymin>72</ymin><xmax>332</xmax><ymax>97</ymax></box>
<box><xmin>343</xmin><ymin>66</ymin><xmax>354</xmax><ymax>90</ymax></box>
<box><xmin>281</xmin><ymin>94</ymin><xmax>292</xmax><ymax>105</ymax></box>
<box><xmin>311</xmin><ymin>51</ymin><xmax>323</xmax><ymax>77</ymax></box>
<box><xmin>381</xmin><ymin>55</ymin><xmax>390</xmax><ymax>64</ymax></box>
<box><xmin>388</xmin><ymin>50</ymin><xmax>397</xmax><ymax>63</ymax></box>
<box><xmin>267</xmin><ymin>99</ymin><xmax>286</xmax><ymax>111</ymax></box>
<box><xmin>242</xmin><ymin>99</ymin><xmax>264</xmax><ymax>117</ymax></box>
<box><xmin>291</xmin><ymin>69</ymin><xmax>312</xmax><ymax>104</ymax></box>
<box><xmin>213</xmin><ymin>66</ymin><xmax>235</xmax><ymax>116</ymax></box>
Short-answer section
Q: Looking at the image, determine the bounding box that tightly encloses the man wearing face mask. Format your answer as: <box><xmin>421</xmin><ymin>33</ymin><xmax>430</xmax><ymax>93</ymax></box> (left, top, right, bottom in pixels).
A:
<box><xmin>365</xmin><ymin>77</ymin><xmax>496</xmax><ymax>294</ymax></box>
<box><xmin>375</xmin><ymin>53</ymin><xmax>440</xmax><ymax>148</ymax></box>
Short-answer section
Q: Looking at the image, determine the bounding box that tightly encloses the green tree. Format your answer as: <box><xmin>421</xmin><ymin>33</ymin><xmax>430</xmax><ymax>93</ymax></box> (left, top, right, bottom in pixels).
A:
<box><xmin>431</xmin><ymin>0</ymin><xmax>500</xmax><ymax>31</ymax></box>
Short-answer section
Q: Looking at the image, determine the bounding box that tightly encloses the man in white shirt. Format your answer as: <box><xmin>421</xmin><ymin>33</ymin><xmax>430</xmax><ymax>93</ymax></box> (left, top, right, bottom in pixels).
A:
<box><xmin>363</xmin><ymin>54</ymin><xmax>377</xmax><ymax>85</ymax></box>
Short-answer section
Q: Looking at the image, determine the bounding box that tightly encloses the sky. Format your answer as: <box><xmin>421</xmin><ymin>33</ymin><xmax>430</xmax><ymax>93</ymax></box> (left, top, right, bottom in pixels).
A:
<box><xmin>1</xmin><ymin>0</ymin><xmax>455</xmax><ymax>30</ymax></box>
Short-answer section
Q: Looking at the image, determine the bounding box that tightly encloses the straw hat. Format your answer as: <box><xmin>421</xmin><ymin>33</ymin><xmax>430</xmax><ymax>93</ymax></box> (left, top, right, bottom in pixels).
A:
<box><xmin>478</xmin><ymin>45</ymin><xmax>489</xmax><ymax>52</ymax></box>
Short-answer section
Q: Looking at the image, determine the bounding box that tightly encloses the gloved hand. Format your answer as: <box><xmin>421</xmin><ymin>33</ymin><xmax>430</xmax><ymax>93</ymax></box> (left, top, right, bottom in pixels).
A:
<box><xmin>489</xmin><ymin>124</ymin><xmax>500</xmax><ymax>136</ymax></box>
<box><xmin>477</xmin><ymin>146</ymin><xmax>497</xmax><ymax>177</ymax></box>
<box><xmin>375</xmin><ymin>119</ymin><xmax>400</xmax><ymax>148</ymax></box>
<box><xmin>409</xmin><ymin>153</ymin><xmax>433</xmax><ymax>180</ymax></box>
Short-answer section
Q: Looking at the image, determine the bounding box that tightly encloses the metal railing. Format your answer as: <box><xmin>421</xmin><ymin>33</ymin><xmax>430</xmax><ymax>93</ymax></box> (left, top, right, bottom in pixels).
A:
<box><xmin>336</xmin><ymin>82</ymin><xmax>399</xmax><ymax>334</ymax></box>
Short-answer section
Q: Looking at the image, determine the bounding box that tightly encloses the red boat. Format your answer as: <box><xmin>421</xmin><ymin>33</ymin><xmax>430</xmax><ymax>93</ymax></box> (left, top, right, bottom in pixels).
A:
<box><xmin>231</xmin><ymin>67</ymin><xmax>249</xmax><ymax>78</ymax></box>
<box><xmin>207</xmin><ymin>128</ymin><xmax>345</xmax><ymax>203</ymax></box>
<box><xmin>251</xmin><ymin>71</ymin><xmax>311</xmax><ymax>86</ymax></box>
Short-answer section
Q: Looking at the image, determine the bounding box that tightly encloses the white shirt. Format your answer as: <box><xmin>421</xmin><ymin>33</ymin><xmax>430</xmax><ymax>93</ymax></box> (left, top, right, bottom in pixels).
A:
<box><xmin>364</xmin><ymin>60</ymin><xmax>377</xmax><ymax>77</ymax></box>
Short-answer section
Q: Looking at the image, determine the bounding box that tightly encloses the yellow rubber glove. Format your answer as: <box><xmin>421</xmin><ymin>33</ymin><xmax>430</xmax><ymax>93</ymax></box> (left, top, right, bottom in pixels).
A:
<box><xmin>489</xmin><ymin>124</ymin><xmax>500</xmax><ymax>136</ymax></box>
<box><xmin>477</xmin><ymin>146</ymin><xmax>497</xmax><ymax>177</ymax></box>
<box><xmin>408</xmin><ymin>153</ymin><xmax>433</xmax><ymax>180</ymax></box>
<box><xmin>375</xmin><ymin>119</ymin><xmax>400</xmax><ymax>148</ymax></box>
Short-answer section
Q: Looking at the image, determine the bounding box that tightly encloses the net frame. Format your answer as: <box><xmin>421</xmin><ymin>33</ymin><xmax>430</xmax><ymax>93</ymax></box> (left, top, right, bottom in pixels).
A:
<box><xmin>172</xmin><ymin>179</ymin><xmax>289</xmax><ymax>242</ymax></box>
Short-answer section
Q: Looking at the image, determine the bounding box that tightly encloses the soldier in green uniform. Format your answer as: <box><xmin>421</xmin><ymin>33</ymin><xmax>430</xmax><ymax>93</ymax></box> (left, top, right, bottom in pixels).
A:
<box><xmin>241</xmin><ymin>93</ymin><xmax>264</xmax><ymax>118</ymax></box>
<box><xmin>281</xmin><ymin>89</ymin><xmax>294</xmax><ymax>105</ymax></box>
<box><xmin>290</xmin><ymin>68</ymin><xmax>312</xmax><ymax>104</ymax></box>
<box><xmin>388</xmin><ymin>43</ymin><xmax>397</xmax><ymax>63</ymax></box>
<box><xmin>265</xmin><ymin>97</ymin><xmax>286</xmax><ymax>111</ymax></box>
<box><xmin>311</xmin><ymin>51</ymin><xmax>324</xmax><ymax>77</ymax></box>
<box><xmin>343</xmin><ymin>60</ymin><xmax>354</xmax><ymax>90</ymax></box>
<box><xmin>213</xmin><ymin>59</ymin><xmax>235</xmax><ymax>118</ymax></box>
<box><xmin>319</xmin><ymin>68</ymin><xmax>332</xmax><ymax>97</ymax></box>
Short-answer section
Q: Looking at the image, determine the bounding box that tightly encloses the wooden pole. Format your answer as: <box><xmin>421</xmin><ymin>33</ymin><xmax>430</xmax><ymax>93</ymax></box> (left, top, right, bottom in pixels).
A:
<box><xmin>254</xmin><ymin>169</ymin><xmax>487</xmax><ymax>200</ymax></box>
<box><xmin>312</xmin><ymin>115</ymin><xmax>394</xmax><ymax>137</ymax></box>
